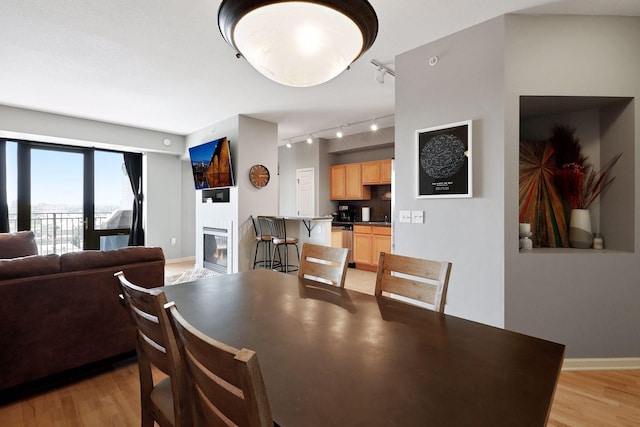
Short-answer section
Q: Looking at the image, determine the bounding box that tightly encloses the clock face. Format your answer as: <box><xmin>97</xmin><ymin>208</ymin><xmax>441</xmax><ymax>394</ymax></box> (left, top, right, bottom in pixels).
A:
<box><xmin>249</xmin><ymin>164</ymin><xmax>270</xmax><ymax>188</ymax></box>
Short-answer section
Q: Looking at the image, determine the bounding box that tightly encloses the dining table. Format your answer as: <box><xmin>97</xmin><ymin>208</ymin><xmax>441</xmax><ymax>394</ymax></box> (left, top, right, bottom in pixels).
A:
<box><xmin>161</xmin><ymin>269</ymin><xmax>564</xmax><ymax>427</ymax></box>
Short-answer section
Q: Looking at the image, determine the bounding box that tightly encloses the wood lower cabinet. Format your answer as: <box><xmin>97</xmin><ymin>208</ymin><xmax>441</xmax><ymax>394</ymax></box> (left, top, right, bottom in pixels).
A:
<box><xmin>353</xmin><ymin>225</ymin><xmax>391</xmax><ymax>271</ymax></box>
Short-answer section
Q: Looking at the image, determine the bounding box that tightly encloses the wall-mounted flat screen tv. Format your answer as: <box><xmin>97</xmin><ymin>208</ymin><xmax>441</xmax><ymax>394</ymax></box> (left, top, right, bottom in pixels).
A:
<box><xmin>188</xmin><ymin>137</ymin><xmax>235</xmax><ymax>189</ymax></box>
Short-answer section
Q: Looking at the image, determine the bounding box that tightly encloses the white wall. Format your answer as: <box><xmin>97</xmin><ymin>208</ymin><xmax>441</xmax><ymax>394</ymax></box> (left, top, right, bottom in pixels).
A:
<box><xmin>186</xmin><ymin>115</ymin><xmax>278</xmax><ymax>272</ymax></box>
<box><xmin>395</xmin><ymin>17</ymin><xmax>506</xmax><ymax>327</ymax></box>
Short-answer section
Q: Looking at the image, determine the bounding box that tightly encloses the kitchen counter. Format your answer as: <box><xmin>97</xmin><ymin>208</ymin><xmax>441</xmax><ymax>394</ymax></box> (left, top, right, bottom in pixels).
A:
<box><xmin>332</xmin><ymin>221</ymin><xmax>391</xmax><ymax>227</ymax></box>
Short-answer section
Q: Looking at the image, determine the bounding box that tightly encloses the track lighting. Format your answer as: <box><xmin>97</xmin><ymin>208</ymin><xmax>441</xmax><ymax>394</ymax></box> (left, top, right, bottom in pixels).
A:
<box><xmin>370</xmin><ymin>60</ymin><xmax>395</xmax><ymax>85</ymax></box>
<box><xmin>283</xmin><ymin>114</ymin><xmax>393</xmax><ymax>146</ymax></box>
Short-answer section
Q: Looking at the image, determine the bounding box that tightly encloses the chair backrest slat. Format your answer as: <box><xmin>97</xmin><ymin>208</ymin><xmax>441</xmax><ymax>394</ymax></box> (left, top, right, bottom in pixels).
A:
<box><xmin>265</xmin><ymin>217</ymin><xmax>287</xmax><ymax>240</ymax></box>
<box><xmin>115</xmin><ymin>271</ymin><xmax>190</xmax><ymax>426</ymax></box>
<box><xmin>167</xmin><ymin>303</ymin><xmax>273</xmax><ymax>427</ymax></box>
<box><xmin>374</xmin><ymin>253</ymin><xmax>452</xmax><ymax>312</ymax></box>
<box><xmin>298</xmin><ymin>243</ymin><xmax>350</xmax><ymax>288</ymax></box>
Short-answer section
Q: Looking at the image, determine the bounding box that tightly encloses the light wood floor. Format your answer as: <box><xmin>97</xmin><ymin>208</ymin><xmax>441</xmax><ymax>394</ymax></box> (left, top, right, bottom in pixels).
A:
<box><xmin>2</xmin><ymin>262</ymin><xmax>638</xmax><ymax>426</ymax></box>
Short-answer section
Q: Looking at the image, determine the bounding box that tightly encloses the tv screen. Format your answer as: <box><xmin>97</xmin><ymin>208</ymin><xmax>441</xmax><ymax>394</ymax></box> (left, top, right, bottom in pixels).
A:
<box><xmin>188</xmin><ymin>137</ymin><xmax>235</xmax><ymax>189</ymax></box>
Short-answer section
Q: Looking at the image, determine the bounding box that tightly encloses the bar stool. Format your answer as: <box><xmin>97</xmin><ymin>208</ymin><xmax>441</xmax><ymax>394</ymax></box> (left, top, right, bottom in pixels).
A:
<box><xmin>264</xmin><ymin>217</ymin><xmax>300</xmax><ymax>273</ymax></box>
<box><xmin>250</xmin><ymin>215</ymin><xmax>274</xmax><ymax>269</ymax></box>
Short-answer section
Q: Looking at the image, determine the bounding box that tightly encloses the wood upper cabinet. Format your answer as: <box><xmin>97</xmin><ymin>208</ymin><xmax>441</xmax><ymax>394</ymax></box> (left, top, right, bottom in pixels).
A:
<box><xmin>330</xmin><ymin>165</ymin><xmax>347</xmax><ymax>200</ymax></box>
<box><xmin>362</xmin><ymin>161</ymin><xmax>381</xmax><ymax>184</ymax></box>
<box><xmin>362</xmin><ymin>160</ymin><xmax>392</xmax><ymax>185</ymax></box>
<box><xmin>330</xmin><ymin>164</ymin><xmax>371</xmax><ymax>200</ymax></box>
<box><xmin>354</xmin><ymin>225</ymin><xmax>391</xmax><ymax>270</ymax></box>
<box><xmin>379</xmin><ymin>159</ymin><xmax>392</xmax><ymax>184</ymax></box>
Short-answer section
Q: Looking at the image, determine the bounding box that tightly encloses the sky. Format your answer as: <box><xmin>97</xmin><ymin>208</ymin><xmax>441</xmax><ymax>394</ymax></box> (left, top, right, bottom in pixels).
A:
<box><xmin>5</xmin><ymin>142</ymin><xmax>128</xmax><ymax>210</ymax></box>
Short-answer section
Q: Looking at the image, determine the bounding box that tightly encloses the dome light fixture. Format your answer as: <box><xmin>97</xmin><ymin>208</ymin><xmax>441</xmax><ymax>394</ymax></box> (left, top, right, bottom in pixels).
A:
<box><xmin>218</xmin><ymin>0</ymin><xmax>378</xmax><ymax>87</ymax></box>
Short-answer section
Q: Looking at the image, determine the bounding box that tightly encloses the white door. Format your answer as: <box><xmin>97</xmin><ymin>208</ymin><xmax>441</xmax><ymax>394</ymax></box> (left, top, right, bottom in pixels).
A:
<box><xmin>296</xmin><ymin>168</ymin><xmax>315</xmax><ymax>216</ymax></box>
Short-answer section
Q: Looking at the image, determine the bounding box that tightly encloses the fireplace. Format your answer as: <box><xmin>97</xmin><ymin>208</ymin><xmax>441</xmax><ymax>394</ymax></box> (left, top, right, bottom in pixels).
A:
<box><xmin>203</xmin><ymin>227</ymin><xmax>231</xmax><ymax>274</ymax></box>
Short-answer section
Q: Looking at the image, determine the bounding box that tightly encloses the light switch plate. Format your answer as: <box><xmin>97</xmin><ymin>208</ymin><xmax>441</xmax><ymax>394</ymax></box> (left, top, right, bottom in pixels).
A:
<box><xmin>411</xmin><ymin>210</ymin><xmax>424</xmax><ymax>223</ymax></box>
<box><xmin>399</xmin><ymin>210</ymin><xmax>411</xmax><ymax>223</ymax></box>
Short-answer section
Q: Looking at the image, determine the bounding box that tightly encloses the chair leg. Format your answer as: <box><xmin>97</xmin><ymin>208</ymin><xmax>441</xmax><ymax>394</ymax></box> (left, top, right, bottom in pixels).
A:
<box><xmin>284</xmin><ymin>244</ymin><xmax>289</xmax><ymax>273</ymax></box>
<box><xmin>263</xmin><ymin>241</ymin><xmax>269</xmax><ymax>269</ymax></box>
<box><xmin>252</xmin><ymin>240</ymin><xmax>260</xmax><ymax>269</ymax></box>
<box><xmin>270</xmin><ymin>244</ymin><xmax>277</xmax><ymax>270</ymax></box>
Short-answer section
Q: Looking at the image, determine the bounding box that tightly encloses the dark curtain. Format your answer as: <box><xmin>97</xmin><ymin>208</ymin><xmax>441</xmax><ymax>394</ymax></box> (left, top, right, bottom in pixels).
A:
<box><xmin>0</xmin><ymin>141</ymin><xmax>9</xmax><ymax>233</ymax></box>
<box><xmin>124</xmin><ymin>152</ymin><xmax>144</xmax><ymax>246</ymax></box>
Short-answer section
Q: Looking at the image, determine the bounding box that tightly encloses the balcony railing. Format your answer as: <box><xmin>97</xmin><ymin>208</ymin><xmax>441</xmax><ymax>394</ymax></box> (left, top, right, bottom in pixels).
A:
<box><xmin>7</xmin><ymin>212</ymin><xmax>120</xmax><ymax>255</ymax></box>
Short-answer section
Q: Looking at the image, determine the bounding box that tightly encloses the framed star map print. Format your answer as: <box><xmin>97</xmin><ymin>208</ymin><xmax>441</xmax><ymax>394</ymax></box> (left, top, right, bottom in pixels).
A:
<box><xmin>416</xmin><ymin>120</ymin><xmax>472</xmax><ymax>199</ymax></box>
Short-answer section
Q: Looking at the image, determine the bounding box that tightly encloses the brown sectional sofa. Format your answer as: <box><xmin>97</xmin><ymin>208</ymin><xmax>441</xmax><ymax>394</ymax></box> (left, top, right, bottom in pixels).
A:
<box><xmin>0</xmin><ymin>231</ymin><xmax>165</xmax><ymax>391</ymax></box>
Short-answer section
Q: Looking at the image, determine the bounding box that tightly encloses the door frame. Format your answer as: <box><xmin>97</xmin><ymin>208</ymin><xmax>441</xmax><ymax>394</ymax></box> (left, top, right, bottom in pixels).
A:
<box><xmin>11</xmin><ymin>138</ymin><xmax>131</xmax><ymax>250</ymax></box>
<box><xmin>296</xmin><ymin>167</ymin><xmax>315</xmax><ymax>217</ymax></box>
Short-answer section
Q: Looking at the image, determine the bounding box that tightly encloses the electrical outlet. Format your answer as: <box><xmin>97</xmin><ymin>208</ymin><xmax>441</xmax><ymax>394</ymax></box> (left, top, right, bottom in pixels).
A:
<box><xmin>399</xmin><ymin>210</ymin><xmax>411</xmax><ymax>223</ymax></box>
<box><xmin>170</xmin><ymin>237</ymin><xmax>177</xmax><ymax>245</ymax></box>
<box><xmin>411</xmin><ymin>210</ymin><xmax>424</xmax><ymax>224</ymax></box>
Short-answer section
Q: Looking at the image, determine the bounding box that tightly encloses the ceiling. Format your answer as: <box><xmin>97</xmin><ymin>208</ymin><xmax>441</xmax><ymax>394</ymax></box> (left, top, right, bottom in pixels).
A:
<box><xmin>1</xmin><ymin>1</ymin><xmax>639</xmax><ymax>144</ymax></box>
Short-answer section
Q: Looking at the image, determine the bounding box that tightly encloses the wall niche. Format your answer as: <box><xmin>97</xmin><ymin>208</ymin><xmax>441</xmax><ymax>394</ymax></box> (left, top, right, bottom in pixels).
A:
<box><xmin>519</xmin><ymin>96</ymin><xmax>635</xmax><ymax>252</ymax></box>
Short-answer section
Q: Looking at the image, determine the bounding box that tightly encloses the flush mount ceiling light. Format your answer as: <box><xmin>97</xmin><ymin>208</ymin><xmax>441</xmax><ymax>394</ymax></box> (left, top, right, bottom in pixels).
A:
<box><xmin>218</xmin><ymin>0</ymin><xmax>378</xmax><ymax>87</ymax></box>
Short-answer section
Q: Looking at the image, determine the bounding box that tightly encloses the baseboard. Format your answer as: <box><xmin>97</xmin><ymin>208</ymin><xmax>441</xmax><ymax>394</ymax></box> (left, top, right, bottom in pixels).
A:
<box><xmin>166</xmin><ymin>256</ymin><xmax>196</xmax><ymax>265</ymax></box>
<box><xmin>562</xmin><ymin>357</ymin><xmax>640</xmax><ymax>371</ymax></box>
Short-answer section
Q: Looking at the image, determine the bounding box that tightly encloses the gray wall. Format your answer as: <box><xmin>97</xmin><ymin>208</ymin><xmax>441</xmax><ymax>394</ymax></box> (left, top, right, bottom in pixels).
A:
<box><xmin>0</xmin><ymin>105</ymin><xmax>188</xmax><ymax>260</ymax></box>
<box><xmin>278</xmin><ymin>138</ymin><xmax>333</xmax><ymax>216</ymax></box>
<box><xmin>395</xmin><ymin>17</ymin><xmax>506</xmax><ymax>327</ymax></box>
<box><xmin>504</xmin><ymin>15</ymin><xmax>639</xmax><ymax>357</ymax></box>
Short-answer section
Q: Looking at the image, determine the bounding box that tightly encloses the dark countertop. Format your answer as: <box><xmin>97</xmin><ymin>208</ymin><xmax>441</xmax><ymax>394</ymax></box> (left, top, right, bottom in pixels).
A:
<box><xmin>332</xmin><ymin>221</ymin><xmax>391</xmax><ymax>227</ymax></box>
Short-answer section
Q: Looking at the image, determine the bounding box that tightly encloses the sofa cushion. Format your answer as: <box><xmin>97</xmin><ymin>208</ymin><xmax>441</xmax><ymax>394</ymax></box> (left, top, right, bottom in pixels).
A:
<box><xmin>0</xmin><ymin>254</ymin><xmax>61</xmax><ymax>280</ymax></box>
<box><xmin>60</xmin><ymin>246</ymin><xmax>165</xmax><ymax>272</ymax></box>
<box><xmin>0</xmin><ymin>231</ymin><xmax>38</xmax><ymax>259</ymax></box>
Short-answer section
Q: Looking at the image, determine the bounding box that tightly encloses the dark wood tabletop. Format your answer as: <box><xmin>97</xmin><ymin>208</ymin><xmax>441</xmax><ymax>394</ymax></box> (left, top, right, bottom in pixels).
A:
<box><xmin>162</xmin><ymin>269</ymin><xmax>564</xmax><ymax>427</ymax></box>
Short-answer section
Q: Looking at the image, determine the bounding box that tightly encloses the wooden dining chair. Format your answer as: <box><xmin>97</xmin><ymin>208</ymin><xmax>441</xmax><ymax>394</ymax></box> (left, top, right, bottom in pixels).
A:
<box><xmin>165</xmin><ymin>302</ymin><xmax>274</xmax><ymax>427</ymax></box>
<box><xmin>115</xmin><ymin>271</ymin><xmax>191</xmax><ymax>427</ymax></box>
<box><xmin>298</xmin><ymin>243</ymin><xmax>350</xmax><ymax>288</ymax></box>
<box><xmin>374</xmin><ymin>252</ymin><xmax>452</xmax><ymax>313</ymax></box>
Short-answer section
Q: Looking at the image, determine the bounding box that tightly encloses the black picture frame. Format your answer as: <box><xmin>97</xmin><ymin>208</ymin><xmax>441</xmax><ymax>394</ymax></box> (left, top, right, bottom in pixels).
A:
<box><xmin>416</xmin><ymin>120</ymin><xmax>472</xmax><ymax>198</ymax></box>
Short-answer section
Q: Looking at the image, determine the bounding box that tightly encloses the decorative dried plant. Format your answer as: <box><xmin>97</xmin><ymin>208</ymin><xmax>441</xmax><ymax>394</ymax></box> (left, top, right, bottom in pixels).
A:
<box><xmin>550</xmin><ymin>124</ymin><xmax>621</xmax><ymax>210</ymax></box>
<box><xmin>519</xmin><ymin>141</ymin><xmax>569</xmax><ymax>248</ymax></box>
<box><xmin>582</xmin><ymin>152</ymin><xmax>622</xmax><ymax>209</ymax></box>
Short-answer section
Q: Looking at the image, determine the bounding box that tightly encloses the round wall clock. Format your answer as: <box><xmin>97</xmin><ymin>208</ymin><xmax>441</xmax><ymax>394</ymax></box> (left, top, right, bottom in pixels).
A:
<box><xmin>249</xmin><ymin>164</ymin><xmax>270</xmax><ymax>188</ymax></box>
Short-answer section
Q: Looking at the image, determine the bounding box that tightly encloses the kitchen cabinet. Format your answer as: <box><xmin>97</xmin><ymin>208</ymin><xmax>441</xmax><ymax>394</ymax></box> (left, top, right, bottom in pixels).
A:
<box><xmin>362</xmin><ymin>159</ymin><xmax>391</xmax><ymax>185</ymax></box>
<box><xmin>353</xmin><ymin>225</ymin><xmax>391</xmax><ymax>271</ymax></box>
<box><xmin>330</xmin><ymin>165</ymin><xmax>347</xmax><ymax>200</ymax></box>
<box><xmin>330</xmin><ymin>164</ymin><xmax>371</xmax><ymax>200</ymax></box>
<box><xmin>362</xmin><ymin>159</ymin><xmax>392</xmax><ymax>185</ymax></box>
<box><xmin>380</xmin><ymin>159</ymin><xmax>392</xmax><ymax>183</ymax></box>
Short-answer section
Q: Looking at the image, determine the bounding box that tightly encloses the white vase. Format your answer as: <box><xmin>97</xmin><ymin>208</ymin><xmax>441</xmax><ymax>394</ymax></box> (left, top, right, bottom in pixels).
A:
<box><xmin>569</xmin><ymin>209</ymin><xmax>592</xmax><ymax>249</ymax></box>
